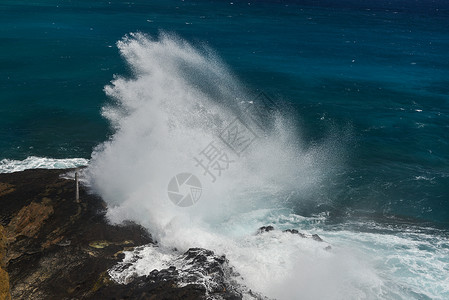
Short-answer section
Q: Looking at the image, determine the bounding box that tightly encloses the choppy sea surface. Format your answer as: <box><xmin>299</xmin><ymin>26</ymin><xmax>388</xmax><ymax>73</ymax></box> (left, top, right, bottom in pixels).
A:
<box><xmin>1</xmin><ymin>0</ymin><xmax>448</xmax><ymax>299</ymax></box>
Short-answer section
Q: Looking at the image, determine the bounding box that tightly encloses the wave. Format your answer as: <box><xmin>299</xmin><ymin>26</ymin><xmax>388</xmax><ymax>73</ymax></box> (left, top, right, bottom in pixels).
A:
<box><xmin>0</xmin><ymin>156</ymin><xmax>89</xmax><ymax>174</ymax></box>
<box><xmin>86</xmin><ymin>31</ymin><xmax>343</xmax><ymax>229</ymax></box>
<box><xmin>109</xmin><ymin>212</ymin><xmax>449</xmax><ymax>299</ymax></box>
<box><xmin>85</xmin><ymin>32</ymin><xmax>449</xmax><ymax>299</ymax></box>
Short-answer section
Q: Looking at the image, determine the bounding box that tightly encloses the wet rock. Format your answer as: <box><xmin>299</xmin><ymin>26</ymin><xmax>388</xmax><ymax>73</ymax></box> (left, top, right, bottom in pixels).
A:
<box><xmin>257</xmin><ymin>226</ymin><xmax>274</xmax><ymax>234</ymax></box>
<box><xmin>168</xmin><ymin>265</ymin><xmax>176</xmax><ymax>271</ymax></box>
<box><xmin>283</xmin><ymin>229</ymin><xmax>306</xmax><ymax>238</ymax></box>
<box><xmin>177</xmin><ymin>248</ymin><xmax>232</xmax><ymax>292</ymax></box>
<box><xmin>106</xmin><ymin>246</ymin><xmax>263</xmax><ymax>299</ymax></box>
<box><xmin>312</xmin><ymin>234</ymin><xmax>324</xmax><ymax>242</ymax></box>
<box><xmin>258</xmin><ymin>226</ymin><xmax>332</xmax><ymax>251</ymax></box>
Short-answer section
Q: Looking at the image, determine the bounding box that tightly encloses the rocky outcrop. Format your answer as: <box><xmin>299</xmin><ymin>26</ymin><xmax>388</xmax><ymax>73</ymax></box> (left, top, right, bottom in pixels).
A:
<box><xmin>262</xmin><ymin>226</ymin><xmax>332</xmax><ymax>250</ymax></box>
<box><xmin>0</xmin><ymin>169</ymin><xmax>152</xmax><ymax>299</ymax></box>
<box><xmin>257</xmin><ymin>225</ymin><xmax>274</xmax><ymax>234</ymax></box>
<box><xmin>0</xmin><ymin>169</ymin><xmax>252</xmax><ymax>300</ymax></box>
<box><xmin>101</xmin><ymin>247</ymin><xmax>250</xmax><ymax>300</ymax></box>
<box><xmin>104</xmin><ymin>226</ymin><xmax>332</xmax><ymax>300</ymax></box>
<box><xmin>283</xmin><ymin>229</ymin><xmax>305</xmax><ymax>237</ymax></box>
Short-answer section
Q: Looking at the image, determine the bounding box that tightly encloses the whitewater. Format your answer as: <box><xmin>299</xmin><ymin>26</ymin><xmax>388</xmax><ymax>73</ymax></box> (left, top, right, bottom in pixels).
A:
<box><xmin>2</xmin><ymin>33</ymin><xmax>448</xmax><ymax>299</ymax></box>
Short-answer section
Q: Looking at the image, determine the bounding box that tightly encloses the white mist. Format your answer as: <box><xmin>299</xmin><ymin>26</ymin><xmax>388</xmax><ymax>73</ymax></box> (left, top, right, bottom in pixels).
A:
<box><xmin>86</xmin><ymin>32</ymin><xmax>379</xmax><ymax>299</ymax></box>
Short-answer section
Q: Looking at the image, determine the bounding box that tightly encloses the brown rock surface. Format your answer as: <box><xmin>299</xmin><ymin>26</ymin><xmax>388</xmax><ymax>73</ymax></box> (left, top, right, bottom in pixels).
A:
<box><xmin>0</xmin><ymin>225</ymin><xmax>6</xmax><ymax>268</ymax></box>
<box><xmin>6</xmin><ymin>201</ymin><xmax>54</xmax><ymax>242</ymax></box>
<box><xmin>0</xmin><ymin>267</ymin><xmax>11</xmax><ymax>300</ymax></box>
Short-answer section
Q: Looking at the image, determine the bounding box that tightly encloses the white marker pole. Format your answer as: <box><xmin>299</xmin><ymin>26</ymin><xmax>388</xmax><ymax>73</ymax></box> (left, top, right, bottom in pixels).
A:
<box><xmin>75</xmin><ymin>169</ymin><xmax>79</xmax><ymax>202</ymax></box>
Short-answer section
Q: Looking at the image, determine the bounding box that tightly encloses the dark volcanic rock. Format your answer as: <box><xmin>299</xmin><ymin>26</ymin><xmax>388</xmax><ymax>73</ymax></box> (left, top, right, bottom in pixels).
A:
<box><xmin>172</xmin><ymin>248</ymin><xmax>242</xmax><ymax>298</ymax></box>
<box><xmin>312</xmin><ymin>234</ymin><xmax>324</xmax><ymax>242</ymax></box>
<box><xmin>260</xmin><ymin>226</ymin><xmax>331</xmax><ymax>251</ymax></box>
<box><xmin>102</xmin><ymin>247</ymin><xmax>247</xmax><ymax>300</ymax></box>
<box><xmin>257</xmin><ymin>226</ymin><xmax>274</xmax><ymax>234</ymax></box>
<box><xmin>283</xmin><ymin>229</ymin><xmax>306</xmax><ymax>238</ymax></box>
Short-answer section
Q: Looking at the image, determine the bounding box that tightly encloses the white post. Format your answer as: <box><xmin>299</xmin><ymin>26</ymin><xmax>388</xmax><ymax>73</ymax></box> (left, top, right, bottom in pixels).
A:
<box><xmin>75</xmin><ymin>169</ymin><xmax>79</xmax><ymax>202</ymax></box>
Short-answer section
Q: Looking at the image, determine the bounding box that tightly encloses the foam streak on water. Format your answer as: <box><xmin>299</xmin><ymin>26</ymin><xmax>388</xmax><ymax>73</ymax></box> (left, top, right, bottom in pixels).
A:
<box><xmin>0</xmin><ymin>156</ymin><xmax>89</xmax><ymax>173</ymax></box>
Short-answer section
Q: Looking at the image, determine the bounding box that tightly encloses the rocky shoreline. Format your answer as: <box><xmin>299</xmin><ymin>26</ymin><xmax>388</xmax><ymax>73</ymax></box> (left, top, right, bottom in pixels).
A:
<box><xmin>0</xmin><ymin>169</ymin><xmax>241</xmax><ymax>299</ymax></box>
<box><xmin>1</xmin><ymin>169</ymin><xmax>331</xmax><ymax>300</ymax></box>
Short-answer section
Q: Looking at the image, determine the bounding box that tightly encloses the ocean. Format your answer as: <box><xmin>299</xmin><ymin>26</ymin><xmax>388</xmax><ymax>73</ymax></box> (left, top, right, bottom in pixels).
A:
<box><xmin>1</xmin><ymin>0</ymin><xmax>448</xmax><ymax>299</ymax></box>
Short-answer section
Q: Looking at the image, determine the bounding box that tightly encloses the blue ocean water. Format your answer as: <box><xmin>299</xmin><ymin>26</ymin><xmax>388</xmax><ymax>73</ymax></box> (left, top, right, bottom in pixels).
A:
<box><xmin>1</xmin><ymin>1</ymin><xmax>449</xmax><ymax>298</ymax></box>
<box><xmin>1</xmin><ymin>0</ymin><xmax>448</xmax><ymax>224</ymax></box>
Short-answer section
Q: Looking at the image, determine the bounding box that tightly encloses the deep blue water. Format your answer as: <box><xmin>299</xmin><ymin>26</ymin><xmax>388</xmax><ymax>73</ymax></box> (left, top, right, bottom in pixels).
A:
<box><xmin>1</xmin><ymin>0</ymin><xmax>448</xmax><ymax>225</ymax></box>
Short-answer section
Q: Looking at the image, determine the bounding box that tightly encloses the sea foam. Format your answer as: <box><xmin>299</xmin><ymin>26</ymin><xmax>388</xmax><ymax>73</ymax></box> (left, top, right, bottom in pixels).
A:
<box><xmin>0</xmin><ymin>156</ymin><xmax>88</xmax><ymax>174</ymax></box>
